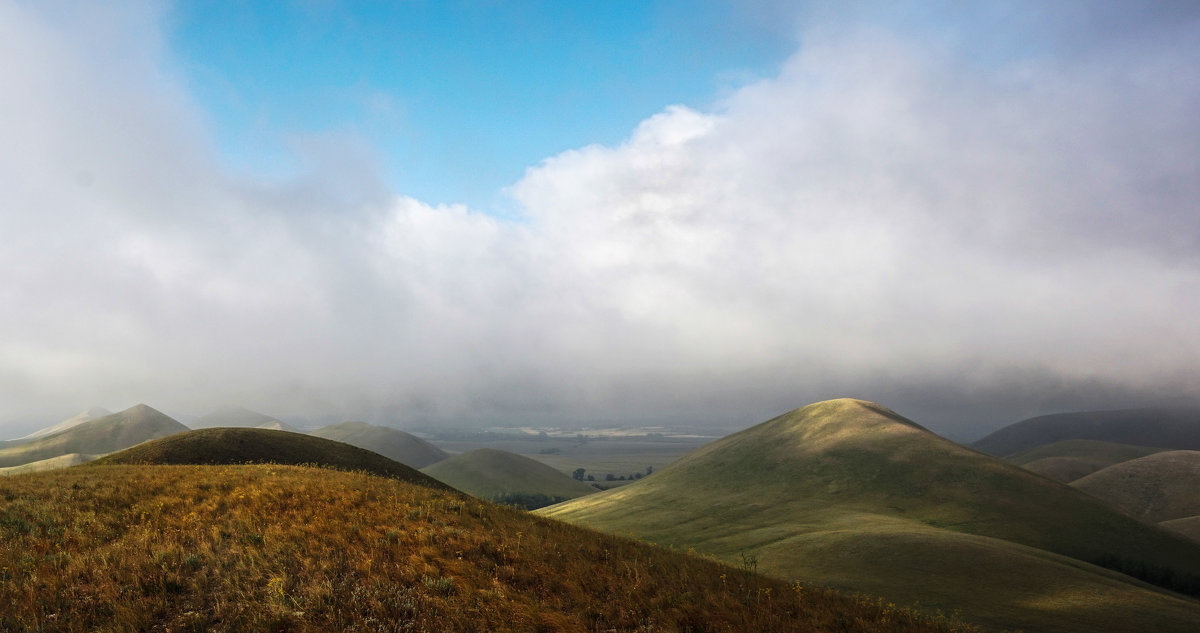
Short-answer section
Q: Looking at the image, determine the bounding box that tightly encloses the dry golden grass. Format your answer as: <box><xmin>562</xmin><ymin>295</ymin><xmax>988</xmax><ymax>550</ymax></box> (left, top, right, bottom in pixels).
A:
<box><xmin>0</xmin><ymin>464</ymin><xmax>974</xmax><ymax>633</ymax></box>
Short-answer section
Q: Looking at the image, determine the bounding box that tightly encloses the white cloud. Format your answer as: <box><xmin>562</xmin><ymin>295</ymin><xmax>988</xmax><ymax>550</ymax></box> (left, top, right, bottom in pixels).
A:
<box><xmin>1</xmin><ymin>2</ymin><xmax>1197</xmax><ymax>435</ymax></box>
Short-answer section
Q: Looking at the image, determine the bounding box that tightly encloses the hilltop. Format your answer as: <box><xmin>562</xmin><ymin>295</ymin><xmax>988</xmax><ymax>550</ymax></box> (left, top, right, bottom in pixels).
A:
<box><xmin>973</xmin><ymin>407</ymin><xmax>1200</xmax><ymax>457</ymax></box>
<box><xmin>1071</xmin><ymin>450</ymin><xmax>1200</xmax><ymax>523</ymax></box>
<box><xmin>91</xmin><ymin>427</ymin><xmax>449</xmax><ymax>490</ymax></box>
<box><xmin>541</xmin><ymin>398</ymin><xmax>1200</xmax><ymax>633</ymax></box>
<box><xmin>421</xmin><ymin>448</ymin><xmax>596</xmax><ymax>509</ymax></box>
<box><xmin>0</xmin><ymin>464</ymin><xmax>971</xmax><ymax>633</ymax></box>
<box><xmin>0</xmin><ymin>404</ymin><xmax>187</xmax><ymax>468</ymax></box>
<box><xmin>1007</xmin><ymin>439</ymin><xmax>1165</xmax><ymax>482</ymax></box>
<box><xmin>310</xmin><ymin>421</ymin><xmax>449</xmax><ymax>468</ymax></box>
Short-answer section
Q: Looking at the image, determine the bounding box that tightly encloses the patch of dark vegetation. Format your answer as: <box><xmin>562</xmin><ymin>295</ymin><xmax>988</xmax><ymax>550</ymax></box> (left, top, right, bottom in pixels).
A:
<box><xmin>490</xmin><ymin>492</ymin><xmax>569</xmax><ymax>511</ymax></box>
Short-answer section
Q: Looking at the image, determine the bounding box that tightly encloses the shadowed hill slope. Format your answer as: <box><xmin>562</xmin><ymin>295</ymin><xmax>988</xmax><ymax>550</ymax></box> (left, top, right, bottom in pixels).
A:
<box><xmin>1072</xmin><ymin>450</ymin><xmax>1200</xmax><ymax>523</ymax></box>
<box><xmin>310</xmin><ymin>421</ymin><xmax>449</xmax><ymax>468</ymax></box>
<box><xmin>91</xmin><ymin>428</ymin><xmax>449</xmax><ymax>490</ymax></box>
<box><xmin>421</xmin><ymin>448</ymin><xmax>596</xmax><ymax>508</ymax></box>
<box><xmin>0</xmin><ymin>464</ymin><xmax>973</xmax><ymax>633</ymax></box>
<box><xmin>0</xmin><ymin>404</ymin><xmax>187</xmax><ymax>468</ymax></box>
<box><xmin>1008</xmin><ymin>439</ymin><xmax>1165</xmax><ymax>482</ymax></box>
<box><xmin>974</xmin><ymin>407</ymin><xmax>1200</xmax><ymax>457</ymax></box>
<box><xmin>1163</xmin><ymin>516</ymin><xmax>1200</xmax><ymax>542</ymax></box>
<box><xmin>540</xmin><ymin>398</ymin><xmax>1200</xmax><ymax>633</ymax></box>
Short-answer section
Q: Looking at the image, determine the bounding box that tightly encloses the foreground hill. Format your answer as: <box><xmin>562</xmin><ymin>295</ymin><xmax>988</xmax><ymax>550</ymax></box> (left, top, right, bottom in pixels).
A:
<box><xmin>0</xmin><ymin>465</ymin><xmax>970</xmax><ymax>633</ymax></box>
<box><xmin>12</xmin><ymin>406</ymin><xmax>111</xmax><ymax>441</ymax></box>
<box><xmin>91</xmin><ymin>428</ymin><xmax>449</xmax><ymax>490</ymax></box>
<box><xmin>310</xmin><ymin>421</ymin><xmax>449</xmax><ymax>468</ymax></box>
<box><xmin>421</xmin><ymin>448</ymin><xmax>596</xmax><ymax>508</ymax></box>
<box><xmin>1071</xmin><ymin>450</ymin><xmax>1200</xmax><ymax>523</ymax></box>
<box><xmin>973</xmin><ymin>407</ymin><xmax>1200</xmax><ymax>457</ymax></box>
<box><xmin>0</xmin><ymin>404</ymin><xmax>187</xmax><ymax>468</ymax></box>
<box><xmin>1008</xmin><ymin>439</ymin><xmax>1165</xmax><ymax>482</ymax></box>
<box><xmin>541</xmin><ymin>398</ymin><xmax>1200</xmax><ymax>633</ymax></box>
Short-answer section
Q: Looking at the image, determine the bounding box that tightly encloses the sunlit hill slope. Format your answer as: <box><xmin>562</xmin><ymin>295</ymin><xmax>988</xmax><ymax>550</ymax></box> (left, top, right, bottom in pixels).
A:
<box><xmin>540</xmin><ymin>398</ymin><xmax>1200</xmax><ymax>633</ymax></box>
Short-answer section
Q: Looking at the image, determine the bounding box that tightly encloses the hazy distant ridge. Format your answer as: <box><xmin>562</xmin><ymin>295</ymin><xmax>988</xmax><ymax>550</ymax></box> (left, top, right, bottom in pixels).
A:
<box><xmin>0</xmin><ymin>404</ymin><xmax>186</xmax><ymax>468</ymax></box>
<box><xmin>973</xmin><ymin>408</ymin><xmax>1200</xmax><ymax>457</ymax></box>
<box><xmin>12</xmin><ymin>406</ymin><xmax>111</xmax><ymax>441</ymax></box>
<box><xmin>310</xmin><ymin>421</ymin><xmax>449</xmax><ymax>469</ymax></box>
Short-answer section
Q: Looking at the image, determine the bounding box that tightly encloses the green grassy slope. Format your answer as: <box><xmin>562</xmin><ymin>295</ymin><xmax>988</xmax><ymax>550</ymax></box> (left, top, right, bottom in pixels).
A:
<box><xmin>0</xmin><ymin>465</ymin><xmax>972</xmax><ymax>633</ymax></box>
<box><xmin>1072</xmin><ymin>450</ymin><xmax>1200</xmax><ymax>523</ymax></box>
<box><xmin>421</xmin><ymin>448</ymin><xmax>596</xmax><ymax>508</ymax></box>
<box><xmin>973</xmin><ymin>407</ymin><xmax>1200</xmax><ymax>457</ymax></box>
<box><xmin>540</xmin><ymin>398</ymin><xmax>1200</xmax><ymax>633</ymax></box>
<box><xmin>1008</xmin><ymin>439</ymin><xmax>1165</xmax><ymax>482</ymax></box>
<box><xmin>311</xmin><ymin>421</ymin><xmax>449</xmax><ymax>468</ymax></box>
<box><xmin>0</xmin><ymin>404</ymin><xmax>187</xmax><ymax>467</ymax></box>
<box><xmin>91</xmin><ymin>427</ymin><xmax>450</xmax><ymax>490</ymax></box>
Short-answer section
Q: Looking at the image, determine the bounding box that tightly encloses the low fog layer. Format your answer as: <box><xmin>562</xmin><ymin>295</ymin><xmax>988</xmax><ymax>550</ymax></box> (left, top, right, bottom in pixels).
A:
<box><xmin>2</xmin><ymin>2</ymin><xmax>1198</xmax><ymax>439</ymax></box>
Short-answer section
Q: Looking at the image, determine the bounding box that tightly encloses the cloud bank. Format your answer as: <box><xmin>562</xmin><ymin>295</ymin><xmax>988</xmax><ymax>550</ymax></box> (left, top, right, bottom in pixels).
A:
<box><xmin>2</xmin><ymin>1</ymin><xmax>1198</xmax><ymax>437</ymax></box>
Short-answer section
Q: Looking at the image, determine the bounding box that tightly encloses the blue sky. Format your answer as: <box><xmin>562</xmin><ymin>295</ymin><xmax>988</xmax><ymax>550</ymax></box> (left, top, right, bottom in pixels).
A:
<box><xmin>167</xmin><ymin>1</ymin><xmax>793</xmax><ymax>211</ymax></box>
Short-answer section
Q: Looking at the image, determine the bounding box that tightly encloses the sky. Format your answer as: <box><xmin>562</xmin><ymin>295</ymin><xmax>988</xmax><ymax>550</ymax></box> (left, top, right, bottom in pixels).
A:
<box><xmin>2</xmin><ymin>0</ymin><xmax>1199</xmax><ymax>440</ymax></box>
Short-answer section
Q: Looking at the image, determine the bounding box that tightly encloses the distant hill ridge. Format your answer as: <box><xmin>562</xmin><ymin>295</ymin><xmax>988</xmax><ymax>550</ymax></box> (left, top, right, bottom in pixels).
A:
<box><xmin>1072</xmin><ymin>450</ymin><xmax>1200</xmax><ymax>523</ymax></box>
<box><xmin>541</xmin><ymin>398</ymin><xmax>1200</xmax><ymax>633</ymax></box>
<box><xmin>13</xmin><ymin>406</ymin><xmax>112</xmax><ymax>441</ymax></box>
<box><xmin>310</xmin><ymin>421</ymin><xmax>449</xmax><ymax>468</ymax></box>
<box><xmin>973</xmin><ymin>407</ymin><xmax>1200</xmax><ymax>457</ymax></box>
<box><xmin>0</xmin><ymin>404</ymin><xmax>187</xmax><ymax>468</ymax></box>
<box><xmin>190</xmin><ymin>405</ymin><xmax>286</xmax><ymax>430</ymax></box>
<box><xmin>421</xmin><ymin>448</ymin><xmax>596</xmax><ymax>508</ymax></box>
<box><xmin>92</xmin><ymin>427</ymin><xmax>450</xmax><ymax>490</ymax></box>
<box><xmin>1008</xmin><ymin>439</ymin><xmax>1166</xmax><ymax>482</ymax></box>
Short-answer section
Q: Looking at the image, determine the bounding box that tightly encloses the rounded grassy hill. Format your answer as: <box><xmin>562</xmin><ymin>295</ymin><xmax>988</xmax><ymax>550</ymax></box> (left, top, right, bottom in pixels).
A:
<box><xmin>91</xmin><ymin>427</ymin><xmax>449</xmax><ymax>490</ymax></box>
<box><xmin>540</xmin><ymin>398</ymin><xmax>1200</xmax><ymax>633</ymax></box>
<box><xmin>309</xmin><ymin>421</ymin><xmax>449</xmax><ymax>469</ymax></box>
<box><xmin>1072</xmin><ymin>450</ymin><xmax>1200</xmax><ymax>523</ymax></box>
